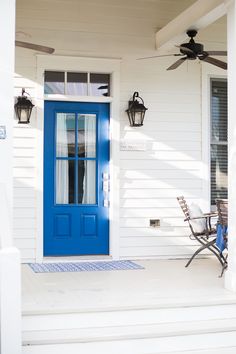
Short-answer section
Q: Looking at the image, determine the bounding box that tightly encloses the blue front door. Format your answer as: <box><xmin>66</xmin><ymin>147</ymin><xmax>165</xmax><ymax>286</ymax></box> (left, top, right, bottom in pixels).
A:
<box><xmin>44</xmin><ymin>101</ymin><xmax>109</xmax><ymax>256</ymax></box>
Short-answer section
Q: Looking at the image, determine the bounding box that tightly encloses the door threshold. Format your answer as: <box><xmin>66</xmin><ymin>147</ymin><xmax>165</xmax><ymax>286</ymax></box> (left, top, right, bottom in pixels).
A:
<box><xmin>42</xmin><ymin>255</ymin><xmax>113</xmax><ymax>263</ymax></box>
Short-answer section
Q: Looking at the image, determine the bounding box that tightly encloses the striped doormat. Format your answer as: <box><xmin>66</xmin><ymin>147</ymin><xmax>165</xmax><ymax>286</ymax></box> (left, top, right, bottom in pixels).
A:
<box><xmin>28</xmin><ymin>260</ymin><xmax>144</xmax><ymax>273</ymax></box>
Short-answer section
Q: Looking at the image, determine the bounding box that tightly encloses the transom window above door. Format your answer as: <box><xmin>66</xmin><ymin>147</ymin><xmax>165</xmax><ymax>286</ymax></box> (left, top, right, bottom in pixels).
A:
<box><xmin>44</xmin><ymin>71</ymin><xmax>110</xmax><ymax>97</ymax></box>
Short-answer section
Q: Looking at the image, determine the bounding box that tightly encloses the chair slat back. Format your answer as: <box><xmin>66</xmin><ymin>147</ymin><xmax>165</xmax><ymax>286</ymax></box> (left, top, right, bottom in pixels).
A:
<box><xmin>216</xmin><ymin>199</ymin><xmax>228</xmax><ymax>226</ymax></box>
<box><xmin>177</xmin><ymin>196</ymin><xmax>190</xmax><ymax>220</ymax></box>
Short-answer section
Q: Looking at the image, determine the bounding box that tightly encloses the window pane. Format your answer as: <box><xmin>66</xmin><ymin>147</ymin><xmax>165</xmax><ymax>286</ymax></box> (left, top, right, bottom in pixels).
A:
<box><xmin>56</xmin><ymin>160</ymin><xmax>75</xmax><ymax>204</ymax></box>
<box><xmin>211</xmin><ymin>144</ymin><xmax>228</xmax><ymax>205</ymax></box>
<box><xmin>210</xmin><ymin>79</ymin><xmax>228</xmax><ymax>205</ymax></box>
<box><xmin>78</xmin><ymin>114</ymin><xmax>96</xmax><ymax>158</ymax></box>
<box><xmin>56</xmin><ymin>113</ymin><xmax>75</xmax><ymax>157</ymax></box>
<box><xmin>67</xmin><ymin>72</ymin><xmax>88</xmax><ymax>95</ymax></box>
<box><xmin>90</xmin><ymin>73</ymin><xmax>110</xmax><ymax>96</ymax></box>
<box><xmin>78</xmin><ymin>160</ymin><xmax>96</xmax><ymax>204</ymax></box>
<box><xmin>45</xmin><ymin>71</ymin><xmax>65</xmax><ymax>94</ymax></box>
<box><xmin>211</xmin><ymin>80</ymin><xmax>228</xmax><ymax>142</ymax></box>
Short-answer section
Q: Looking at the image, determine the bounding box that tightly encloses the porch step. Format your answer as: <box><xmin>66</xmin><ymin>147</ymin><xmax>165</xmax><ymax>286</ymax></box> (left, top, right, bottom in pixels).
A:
<box><xmin>22</xmin><ymin>303</ymin><xmax>236</xmax><ymax>353</ymax></box>
<box><xmin>23</xmin><ymin>318</ymin><xmax>236</xmax><ymax>345</ymax></box>
<box><xmin>22</xmin><ymin>333</ymin><xmax>236</xmax><ymax>354</ymax></box>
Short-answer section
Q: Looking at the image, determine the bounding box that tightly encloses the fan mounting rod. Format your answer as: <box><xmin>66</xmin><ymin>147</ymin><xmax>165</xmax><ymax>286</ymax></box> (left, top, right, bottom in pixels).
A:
<box><xmin>187</xmin><ymin>29</ymin><xmax>198</xmax><ymax>39</ymax></box>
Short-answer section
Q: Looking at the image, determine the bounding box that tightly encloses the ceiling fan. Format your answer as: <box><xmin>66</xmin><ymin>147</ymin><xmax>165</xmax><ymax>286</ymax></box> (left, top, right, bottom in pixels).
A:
<box><xmin>138</xmin><ymin>29</ymin><xmax>227</xmax><ymax>70</ymax></box>
<box><xmin>15</xmin><ymin>40</ymin><xmax>55</xmax><ymax>54</ymax></box>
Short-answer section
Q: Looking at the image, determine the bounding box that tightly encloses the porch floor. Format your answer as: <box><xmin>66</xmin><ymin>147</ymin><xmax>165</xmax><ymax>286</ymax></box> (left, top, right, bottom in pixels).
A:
<box><xmin>22</xmin><ymin>258</ymin><xmax>236</xmax><ymax>314</ymax></box>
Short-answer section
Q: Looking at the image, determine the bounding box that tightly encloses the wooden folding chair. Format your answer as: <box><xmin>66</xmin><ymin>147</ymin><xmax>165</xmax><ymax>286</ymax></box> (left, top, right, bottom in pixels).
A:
<box><xmin>177</xmin><ymin>196</ymin><xmax>225</xmax><ymax>267</ymax></box>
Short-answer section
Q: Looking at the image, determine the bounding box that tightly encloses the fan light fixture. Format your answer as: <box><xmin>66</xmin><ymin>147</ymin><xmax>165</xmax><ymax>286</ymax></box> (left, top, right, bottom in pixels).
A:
<box><xmin>126</xmin><ymin>92</ymin><xmax>148</xmax><ymax>127</ymax></box>
<box><xmin>14</xmin><ymin>89</ymin><xmax>34</xmax><ymax>124</ymax></box>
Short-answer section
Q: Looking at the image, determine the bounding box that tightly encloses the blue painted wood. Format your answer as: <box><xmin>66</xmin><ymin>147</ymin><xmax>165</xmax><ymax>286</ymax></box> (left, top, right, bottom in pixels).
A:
<box><xmin>54</xmin><ymin>214</ymin><xmax>71</xmax><ymax>237</ymax></box>
<box><xmin>44</xmin><ymin>101</ymin><xmax>109</xmax><ymax>256</ymax></box>
<box><xmin>82</xmin><ymin>214</ymin><xmax>97</xmax><ymax>236</ymax></box>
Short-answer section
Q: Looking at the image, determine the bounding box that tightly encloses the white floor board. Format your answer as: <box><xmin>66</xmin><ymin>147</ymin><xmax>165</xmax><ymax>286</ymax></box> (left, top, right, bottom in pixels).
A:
<box><xmin>22</xmin><ymin>258</ymin><xmax>236</xmax><ymax>314</ymax></box>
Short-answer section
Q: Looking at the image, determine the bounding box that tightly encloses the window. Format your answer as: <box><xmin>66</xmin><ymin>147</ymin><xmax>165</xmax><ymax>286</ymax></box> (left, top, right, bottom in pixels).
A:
<box><xmin>210</xmin><ymin>79</ymin><xmax>228</xmax><ymax>205</ymax></box>
<box><xmin>44</xmin><ymin>71</ymin><xmax>65</xmax><ymax>94</ymax></box>
<box><xmin>67</xmin><ymin>72</ymin><xmax>88</xmax><ymax>96</ymax></box>
<box><xmin>90</xmin><ymin>73</ymin><xmax>110</xmax><ymax>96</ymax></box>
<box><xmin>44</xmin><ymin>71</ymin><xmax>110</xmax><ymax>96</ymax></box>
<box><xmin>55</xmin><ymin>113</ymin><xmax>97</xmax><ymax>205</ymax></box>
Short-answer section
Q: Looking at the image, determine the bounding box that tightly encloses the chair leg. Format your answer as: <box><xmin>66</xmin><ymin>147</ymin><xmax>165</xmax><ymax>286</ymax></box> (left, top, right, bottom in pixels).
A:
<box><xmin>210</xmin><ymin>244</ymin><xmax>227</xmax><ymax>263</ymax></box>
<box><xmin>219</xmin><ymin>263</ymin><xmax>227</xmax><ymax>277</ymax></box>
<box><xmin>185</xmin><ymin>238</ymin><xmax>224</xmax><ymax>268</ymax></box>
<box><xmin>185</xmin><ymin>243</ymin><xmax>209</xmax><ymax>267</ymax></box>
<box><xmin>219</xmin><ymin>254</ymin><xmax>228</xmax><ymax>278</ymax></box>
<box><xmin>207</xmin><ymin>245</ymin><xmax>225</xmax><ymax>266</ymax></box>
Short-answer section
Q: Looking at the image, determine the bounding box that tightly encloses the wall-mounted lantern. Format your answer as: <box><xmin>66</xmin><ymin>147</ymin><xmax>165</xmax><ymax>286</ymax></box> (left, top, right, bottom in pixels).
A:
<box><xmin>14</xmin><ymin>88</ymin><xmax>34</xmax><ymax>124</ymax></box>
<box><xmin>126</xmin><ymin>92</ymin><xmax>148</xmax><ymax>127</ymax></box>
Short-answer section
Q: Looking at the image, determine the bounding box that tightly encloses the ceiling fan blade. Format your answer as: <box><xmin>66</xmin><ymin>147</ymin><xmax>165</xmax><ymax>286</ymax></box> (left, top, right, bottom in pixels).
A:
<box><xmin>137</xmin><ymin>53</ymin><xmax>183</xmax><ymax>60</ymax></box>
<box><xmin>15</xmin><ymin>40</ymin><xmax>55</xmax><ymax>54</ymax></box>
<box><xmin>206</xmin><ymin>50</ymin><xmax>227</xmax><ymax>56</ymax></box>
<box><xmin>166</xmin><ymin>57</ymin><xmax>187</xmax><ymax>71</ymax></box>
<box><xmin>201</xmin><ymin>56</ymin><xmax>227</xmax><ymax>70</ymax></box>
<box><xmin>175</xmin><ymin>45</ymin><xmax>196</xmax><ymax>56</ymax></box>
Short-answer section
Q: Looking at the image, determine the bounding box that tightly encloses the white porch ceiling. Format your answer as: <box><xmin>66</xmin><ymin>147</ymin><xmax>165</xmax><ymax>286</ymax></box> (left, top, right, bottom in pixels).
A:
<box><xmin>156</xmin><ymin>0</ymin><xmax>227</xmax><ymax>52</ymax></box>
<box><xmin>15</xmin><ymin>0</ymin><xmax>197</xmax><ymax>57</ymax></box>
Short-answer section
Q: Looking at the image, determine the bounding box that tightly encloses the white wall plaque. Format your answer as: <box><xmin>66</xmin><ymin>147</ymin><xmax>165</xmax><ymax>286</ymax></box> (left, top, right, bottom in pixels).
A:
<box><xmin>0</xmin><ymin>126</ymin><xmax>6</xmax><ymax>139</ymax></box>
<box><xmin>120</xmin><ymin>140</ymin><xmax>147</xmax><ymax>151</ymax></box>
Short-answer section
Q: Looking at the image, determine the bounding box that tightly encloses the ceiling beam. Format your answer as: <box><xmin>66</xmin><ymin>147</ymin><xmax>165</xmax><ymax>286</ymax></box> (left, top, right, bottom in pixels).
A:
<box><xmin>156</xmin><ymin>0</ymin><xmax>227</xmax><ymax>51</ymax></box>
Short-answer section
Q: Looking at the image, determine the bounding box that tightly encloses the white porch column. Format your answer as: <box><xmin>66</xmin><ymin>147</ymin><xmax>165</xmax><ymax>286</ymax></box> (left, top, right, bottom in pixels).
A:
<box><xmin>0</xmin><ymin>0</ymin><xmax>21</xmax><ymax>353</ymax></box>
<box><xmin>225</xmin><ymin>0</ymin><xmax>236</xmax><ymax>292</ymax></box>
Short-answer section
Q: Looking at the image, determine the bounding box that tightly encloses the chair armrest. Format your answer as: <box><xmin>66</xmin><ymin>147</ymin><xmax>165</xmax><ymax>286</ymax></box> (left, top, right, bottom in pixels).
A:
<box><xmin>203</xmin><ymin>212</ymin><xmax>218</xmax><ymax>218</ymax></box>
<box><xmin>186</xmin><ymin>212</ymin><xmax>217</xmax><ymax>221</ymax></box>
<box><xmin>188</xmin><ymin>216</ymin><xmax>208</xmax><ymax>220</ymax></box>
<box><xmin>185</xmin><ymin>214</ymin><xmax>216</xmax><ymax>235</ymax></box>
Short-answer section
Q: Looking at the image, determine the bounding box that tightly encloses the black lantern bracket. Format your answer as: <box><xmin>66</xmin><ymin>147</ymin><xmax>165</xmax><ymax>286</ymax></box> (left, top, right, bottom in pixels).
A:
<box><xmin>14</xmin><ymin>88</ymin><xmax>35</xmax><ymax>124</ymax></box>
<box><xmin>126</xmin><ymin>91</ymin><xmax>148</xmax><ymax>127</ymax></box>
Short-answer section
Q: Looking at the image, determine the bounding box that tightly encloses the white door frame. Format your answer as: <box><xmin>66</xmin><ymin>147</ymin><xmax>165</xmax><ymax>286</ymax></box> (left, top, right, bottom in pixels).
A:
<box><xmin>36</xmin><ymin>55</ymin><xmax>120</xmax><ymax>262</ymax></box>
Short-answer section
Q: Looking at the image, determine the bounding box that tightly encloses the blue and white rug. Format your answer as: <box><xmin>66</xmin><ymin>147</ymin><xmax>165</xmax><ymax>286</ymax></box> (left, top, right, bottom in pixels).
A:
<box><xmin>28</xmin><ymin>260</ymin><xmax>144</xmax><ymax>273</ymax></box>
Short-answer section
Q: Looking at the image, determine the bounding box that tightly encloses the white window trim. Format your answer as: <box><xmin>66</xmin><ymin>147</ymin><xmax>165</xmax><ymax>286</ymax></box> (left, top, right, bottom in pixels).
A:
<box><xmin>36</xmin><ymin>55</ymin><xmax>121</xmax><ymax>262</ymax></box>
<box><xmin>201</xmin><ymin>64</ymin><xmax>227</xmax><ymax>211</ymax></box>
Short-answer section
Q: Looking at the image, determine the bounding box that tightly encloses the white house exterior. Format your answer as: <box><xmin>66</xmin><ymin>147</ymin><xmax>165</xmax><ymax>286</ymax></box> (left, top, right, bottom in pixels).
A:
<box><xmin>14</xmin><ymin>0</ymin><xmax>227</xmax><ymax>263</ymax></box>
<box><xmin>3</xmin><ymin>0</ymin><xmax>236</xmax><ymax>352</ymax></box>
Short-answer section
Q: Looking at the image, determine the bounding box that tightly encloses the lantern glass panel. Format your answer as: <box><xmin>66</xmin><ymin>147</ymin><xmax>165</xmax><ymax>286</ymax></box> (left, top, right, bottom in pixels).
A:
<box><xmin>20</xmin><ymin>108</ymin><xmax>30</xmax><ymax>123</ymax></box>
<box><xmin>135</xmin><ymin>112</ymin><xmax>143</xmax><ymax>126</ymax></box>
<box><xmin>15</xmin><ymin>104</ymin><xmax>32</xmax><ymax>123</ymax></box>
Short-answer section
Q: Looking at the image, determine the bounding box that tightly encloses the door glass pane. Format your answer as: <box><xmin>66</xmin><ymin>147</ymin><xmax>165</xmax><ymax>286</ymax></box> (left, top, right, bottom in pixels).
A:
<box><xmin>90</xmin><ymin>73</ymin><xmax>110</xmax><ymax>96</ymax></box>
<box><xmin>56</xmin><ymin>160</ymin><xmax>75</xmax><ymax>204</ymax></box>
<box><xmin>78</xmin><ymin>114</ymin><xmax>96</xmax><ymax>158</ymax></box>
<box><xmin>44</xmin><ymin>71</ymin><xmax>65</xmax><ymax>94</ymax></box>
<box><xmin>78</xmin><ymin>160</ymin><xmax>96</xmax><ymax>204</ymax></box>
<box><xmin>67</xmin><ymin>72</ymin><xmax>88</xmax><ymax>95</ymax></box>
<box><xmin>56</xmin><ymin>113</ymin><xmax>75</xmax><ymax>157</ymax></box>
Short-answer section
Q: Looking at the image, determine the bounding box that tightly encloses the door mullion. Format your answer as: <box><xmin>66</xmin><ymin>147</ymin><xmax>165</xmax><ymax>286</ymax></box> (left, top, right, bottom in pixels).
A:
<box><xmin>75</xmin><ymin>113</ymin><xmax>78</xmax><ymax>204</ymax></box>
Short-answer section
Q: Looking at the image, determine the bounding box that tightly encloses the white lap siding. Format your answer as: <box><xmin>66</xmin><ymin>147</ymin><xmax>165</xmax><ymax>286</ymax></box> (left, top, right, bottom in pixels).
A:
<box><xmin>13</xmin><ymin>67</ymin><xmax>37</xmax><ymax>261</ymax></box>
<box><xmin>119</xmin><ymin>63</ymin><xmax>203</xmax><ymax>258</ymax></box>
<box><xmin>14</xmin><ymin>0</ymin><xmax>226</xmax><ymax>261</ymax></box>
